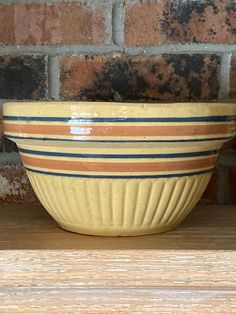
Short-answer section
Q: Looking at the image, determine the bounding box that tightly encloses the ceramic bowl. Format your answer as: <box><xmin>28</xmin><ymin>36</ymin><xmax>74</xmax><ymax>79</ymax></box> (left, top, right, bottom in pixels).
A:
<box><xmin>3</xmin><ymin>101</ymin><xmax>236</xmax><ymax>144</ymax></box>
<box><xmin>3</xmin><ymin>102</ymin><xmax>236</xmax><ymax>236</ymax></box>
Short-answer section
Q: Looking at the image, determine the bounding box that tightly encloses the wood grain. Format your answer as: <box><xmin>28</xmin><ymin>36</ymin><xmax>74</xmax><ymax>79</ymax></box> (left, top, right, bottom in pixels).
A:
<box><xmin>1</xmin><ymin>203</ymin><xmax>236</xmax><ymax>250</ymax></box>
<box><xmin>0</xmin><ymin>203</ymin><xmax>236</xmax><ymax>313</ymax></box>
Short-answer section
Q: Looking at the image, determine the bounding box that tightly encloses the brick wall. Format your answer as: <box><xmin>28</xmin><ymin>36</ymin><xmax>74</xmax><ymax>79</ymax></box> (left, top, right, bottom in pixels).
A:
<box><xmin>0</xmin><ymin>0</ymin><xmax>236</xmax><ymax>204</ymax></box>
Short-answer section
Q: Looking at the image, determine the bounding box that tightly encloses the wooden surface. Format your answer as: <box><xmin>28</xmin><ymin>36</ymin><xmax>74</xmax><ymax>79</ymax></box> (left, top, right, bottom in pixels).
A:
<box><xmin>0</xmin><ymin>203</ymin><xmax>236</xmax><ymax>313</ymax></box>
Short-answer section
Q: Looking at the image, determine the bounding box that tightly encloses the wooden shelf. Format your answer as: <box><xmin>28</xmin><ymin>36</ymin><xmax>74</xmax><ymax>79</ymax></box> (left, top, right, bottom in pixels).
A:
<box><xmin>0</xmin><ymin>203</ymin><xmax>236</xmax><ymax>313</ymax></box>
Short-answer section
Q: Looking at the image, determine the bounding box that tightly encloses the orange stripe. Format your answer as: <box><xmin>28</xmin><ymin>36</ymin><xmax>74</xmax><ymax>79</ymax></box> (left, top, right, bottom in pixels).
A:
<box><xmin>4</xmin><ymin>123</ymin><xmax>235</xmax><ymax>136</ymax></box>
<box><xmin>21</xmin><ymin>155</ymin><xmax>216</xmax><ymax>172</ymax></box>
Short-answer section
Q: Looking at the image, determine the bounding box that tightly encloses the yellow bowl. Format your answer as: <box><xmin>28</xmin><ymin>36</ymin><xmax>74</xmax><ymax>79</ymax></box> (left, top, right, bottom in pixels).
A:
<box><xmin>3</xmin><ymin>102</ymin><xmax>236</xmax><ymax>236</ymax></box>
<box><xmin>3</xmin><ymin>101</ymin><xmax>236</xmax><ymax>143</ymax></box>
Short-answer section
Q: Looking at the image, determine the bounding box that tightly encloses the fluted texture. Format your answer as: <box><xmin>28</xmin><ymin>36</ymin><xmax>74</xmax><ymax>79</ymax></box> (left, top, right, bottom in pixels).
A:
<box><xmin>27</xmin><ymin>171</ymin><xmax>212</xmax><ymax>236</ymax></box>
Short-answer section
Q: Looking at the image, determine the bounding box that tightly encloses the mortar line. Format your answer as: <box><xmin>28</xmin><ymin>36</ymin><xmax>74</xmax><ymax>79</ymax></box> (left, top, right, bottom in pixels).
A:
<box><xmin>48</xmin><ymin>56</ymin><xmax>60</xmax><ymax>100</ymax></box>
<box><xmin>105</xmin><ymin>2</ymin><xmax>114</xmax><ymax>46</ymax></box>
<box><xmin>0</xmin><ymin>152</ymin><xmax>21</xmax><ymax>166</ymax></box>
<box><xmin>0</xmin><ymin>45</ymin><xmax>124</xmax><ymax>55</ymax></box>
<box><xmin>112</xmin><ymin>1</ymin><xmax>125</xmax><ymax>47</ymax></box>
<box><xmin>219</xmin><ymin>53</ymin><xmax>231</xmax><ymax>99</ymax></box>
<box><xmin>1</xmin><ymin>44</ymin><xmax>236</xmax><ymax>55</ymax></box>
<box><xmin>125</xmin><ymin>44</ymin><xmax>236</xmax><ymax>55</ymax></box>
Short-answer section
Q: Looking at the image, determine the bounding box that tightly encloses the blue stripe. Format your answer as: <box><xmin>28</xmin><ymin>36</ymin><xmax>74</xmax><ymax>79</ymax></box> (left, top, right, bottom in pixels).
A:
<box><xmin>3</xmin><ymin>115</ymin><xmax>236</xmax><ymax>123</ymax></box>
<box><xmin>19</xmin><ymin>147</ymin><xmax>218</xmax><ymax>159</ymax></box>
<box><xmin>25</xmin><ymin>167</ymin><xmax>214</xmax><ymax>179</ymax></box>
<box><xmin>4</xmin><ymin>134</ymin><xmax>233</xmax><ymax>143</ymax></box>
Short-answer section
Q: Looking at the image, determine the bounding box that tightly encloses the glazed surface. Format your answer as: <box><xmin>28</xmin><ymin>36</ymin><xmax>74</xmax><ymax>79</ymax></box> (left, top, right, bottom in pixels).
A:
<box><xmin>3</xmin><ymin>102</ymin><xmax>236</xmax><ymax>143</ymax></box>
<box><xmin>3</xmin><ymin>101</ymin><xmax>236</xmax><ymax>235</ymax></box>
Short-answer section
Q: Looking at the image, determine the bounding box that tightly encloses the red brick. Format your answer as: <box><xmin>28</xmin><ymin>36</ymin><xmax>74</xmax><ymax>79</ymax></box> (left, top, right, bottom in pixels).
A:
<box><xmin>125</xmin><ymin>1</ymin><xmax>164</xmax><ymax>46</ymax></box>
<box><xmin>229</xmin><ymin>55</ymin><xmax>236</xmax><ymax>98</ymax></box>
<box><xmin>0</xmin><ymin>5</ymin><xmax>15</xmax><ymax>45</ymax></box>
<box><xmin>0</xmin><ymin>161</ymin><xmax>37</xmax><ymax>204</ymax></box>
<box><xmin>0</xmin><ymin>3</ymin><xmax>107</xmax><ymax>45</ymax></box>
<box><xmin>125</xmin><ymin>0</ymin><xmax>236</xmax><ymax>46</ymax></box>
<box><xmin>60</xmin><ymin>54</ymin><xmax>219</xmax><ymax>101</ymax></box>
<box><xmin>229</xmin><ymin>166</ymin><xmax>236</xmax><ymax>205</ymax></box>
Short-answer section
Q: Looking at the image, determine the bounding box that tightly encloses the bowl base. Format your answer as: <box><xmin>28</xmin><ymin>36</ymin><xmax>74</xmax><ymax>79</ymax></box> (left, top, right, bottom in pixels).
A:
<box><xmin>57</xmin><ymin>221</ymin><xmax>180</xmax><ymax>237</ymax></box>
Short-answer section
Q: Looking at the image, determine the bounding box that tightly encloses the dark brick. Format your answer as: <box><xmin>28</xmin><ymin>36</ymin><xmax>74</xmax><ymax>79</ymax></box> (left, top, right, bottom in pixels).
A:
<box><xmin>1</xmin><ymin>136</ymin><xmax>18</xmax><ymax>153</ymax></box>
<box><xmin>60</xmin><ymin>54</ymin><xmax>220</xmax><ymax>101</ymax></box>
<box><xmin>125</xmin><ymin>0</ymin><xmax>236</xmax><ymax>46</ymax></box>
<box><xmin>0</xmin><ymin>56</ymin><xmax>47</xmax><ymax>100</ymax></box>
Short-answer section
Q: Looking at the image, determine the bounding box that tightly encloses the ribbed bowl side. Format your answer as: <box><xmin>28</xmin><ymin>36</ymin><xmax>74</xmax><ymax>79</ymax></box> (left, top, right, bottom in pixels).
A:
<box><xmin>27</xmin><ymin>171</ymin><xmax>212</xmax><ymax>236</ymax></box>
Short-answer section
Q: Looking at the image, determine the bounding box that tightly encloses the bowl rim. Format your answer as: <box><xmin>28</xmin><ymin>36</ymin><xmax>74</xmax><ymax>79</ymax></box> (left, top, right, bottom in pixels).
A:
<box><xmin>3</xmin><ymin>101</ymin><xmax>236</xmax><ymax>118</ymax></box>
